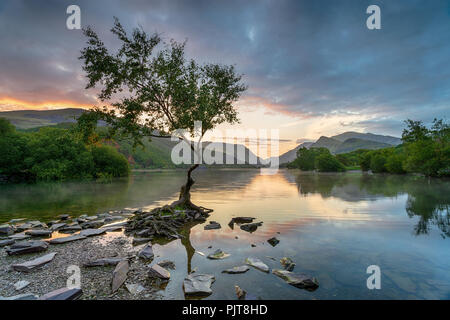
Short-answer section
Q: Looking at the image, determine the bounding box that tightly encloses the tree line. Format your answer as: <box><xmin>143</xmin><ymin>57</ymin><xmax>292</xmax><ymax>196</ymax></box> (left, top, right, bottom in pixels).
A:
<box><xmin>288</xmin><ymin>118</ymin><xmax>449</xmax><ymax>177</ymax></box>
<box><xmin>0</xmin><ymin>118</ymin><xmax>129</xmax><ymax>183</ymax></box>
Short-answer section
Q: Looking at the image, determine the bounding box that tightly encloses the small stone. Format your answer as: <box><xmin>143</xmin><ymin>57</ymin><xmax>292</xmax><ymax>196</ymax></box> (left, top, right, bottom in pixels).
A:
<box><xmin>183</xmin><ymin>274</ymin><xmax>215</xmax><ymax>296</ymax></box>
<box><xmin>132</xmin><ymin>237</ymin><xmax>152</xmax><ymax>245</ymax></box>
<box><xmin>112</xmin><ymin>260</ymin><xmax>129</xmax><ymax>293</ymax></box>
<box><xmin>240</xmin><ymin>222</ymin><xmax>263</xmax><ymax>233</ymax></box>
<box><xmin>245</xmin><ymin>257</ymin><xmax>269</xmax><ymax>273</ymax></box>
<box><xmin>231</xmin><ymin>217</ymin><xmax>255</xmax><ymax>224</ymax></box>
<box><xmin>14</xmin><ymin>280</ymin><xmax>30</xmax><ymax>291</ymax></box>
<box><xmin>204</xmin><ymin>221</ymin><xmax>221</xmax><ymax>230</ymax></box>
<box><xmin>207</xmin><ymin>249</ymin><xmax>230</xmax><ymax>260</ymax></box>
<box><xmin>251</xmin><ymin>244</ymin><xmax>256</xmax><ymax>247</ymax></box>
<box><xmin>83</xmin><ymin>257</ymin><xmax>127</xmax><ymax>267</ymax></box>
<box><xmin>58</xmin><ymin>214</ymin><xmax>70</xmax><ymax>220</ymax></box>
<box><xmin>280</xmin><ymin>257</ymin><xmax>296</xmax><ymax>271</ymax></box>
<box><xmin>222</xmin><ymin>266</ymin><xmax>250</xmax><ymax>274</ymax></box>
<box><xmin>50</xmin><ymin>223</ymin><xmax>67</xmax><ymax>231</ymax></box>
<box><xmin>267</xmin><ymin>237</ymin><xmax>280</xmax><ymax>247</ymax></box>
<box><xmin>148</xmin><ymin>264</ymin><xmax>170</xmax><ymax>280</ymax></box>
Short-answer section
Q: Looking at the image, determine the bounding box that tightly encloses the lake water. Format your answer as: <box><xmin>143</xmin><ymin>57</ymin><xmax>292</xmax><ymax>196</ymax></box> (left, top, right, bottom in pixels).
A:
<box><xmin>1</xmin><ymin>169</ymin><xmax>449</xmax><ymax>300</ymax></box>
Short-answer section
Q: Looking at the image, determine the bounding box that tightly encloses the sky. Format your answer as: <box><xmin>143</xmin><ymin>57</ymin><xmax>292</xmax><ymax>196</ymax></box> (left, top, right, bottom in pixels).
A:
<box><xmin>0</xmin><ymin>0</ymin><xmax>449</xmax><ymax>154</ymax></box>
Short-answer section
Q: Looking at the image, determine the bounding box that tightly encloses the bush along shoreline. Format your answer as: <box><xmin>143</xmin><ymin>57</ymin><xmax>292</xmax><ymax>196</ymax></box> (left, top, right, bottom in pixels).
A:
<box><xmin>287</xmin><ymin>118</ymin><xmax>449</xmax><ymax>177</ymax></box>
<box><xmin>0</xmin><ymin>118</ymin><xmax>129</xmax><ymax>183</ymax></box>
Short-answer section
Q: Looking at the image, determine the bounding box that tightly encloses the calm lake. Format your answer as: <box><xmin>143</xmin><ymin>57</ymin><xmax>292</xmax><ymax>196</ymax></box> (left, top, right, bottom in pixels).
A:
<box><xmin>1</xmin><ymin>169</ymin><xmax>449</xmax><ymax>300</ymax></box>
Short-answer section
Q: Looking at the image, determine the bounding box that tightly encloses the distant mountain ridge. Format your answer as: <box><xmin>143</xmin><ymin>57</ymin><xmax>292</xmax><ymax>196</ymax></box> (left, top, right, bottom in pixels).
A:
<box><xmin>0</xmin><ymin>108</ymin><xmax>84</xmax><ymax>129</ymax></box>
<box><xmin>275</xmin><ymin>132</ymin><xmax>401</xmax><ymax>164</ymax></box>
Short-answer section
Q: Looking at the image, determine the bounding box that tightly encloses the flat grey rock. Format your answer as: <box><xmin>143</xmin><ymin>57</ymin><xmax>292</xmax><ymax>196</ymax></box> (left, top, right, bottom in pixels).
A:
<box><xmin>8</xmin><ymin>233</ymin><xmax>31</xmax><ymax>240</ymax></box>
<box><xmin>0</xmin><ymin>224</ymin><xmax>14</xmax><ymax>235</ymax></box>
<box><xmin>39</xmin><ymin>287</ymin><xmax>82</xmax><ymax>300</ymax></box>
<box><xmin>59</xmin><ymin>223</ymin><xmax>82</xmax><ymax>232</ymax></box>
<box><xmin>272</xmin><ymin>269</ymin><xmax>319</xmax><ymax>291</ymax></box>
<box><xmin>81</xmin><ymin>219</ymin><xmax>105</xmax><ymax>229</ymax></box>
<box><xmin>138</xmin><ymin>243</ymin><xmax>154</xmax><ymax>260</ymax></box>
<box><xmin>245</xmin><ymin>257</ymin><xmax>269</xmax><ymax>273</ymax></box>
<box><xmin>83</xmin><ymin>257</ymin><xmax>127</xmax><ymax>267</ymax></box>
<box><xmin>48</xmin><ymin>234</ymin><xmax>86</xmax><ymax>244</ymax></box>
<box><xmin>207</xmin><ymin>249</ymin><xmax>230</xmax><ymax>260</ymax></box>
<box><xmin>125</xmin><ymin>283</ymin><xmax>145</xmax><ymax>295</ymax></box>
<box><xmin>25</xmin><ymin>229</ymin><xmax>53</xmax><ymax>237</ymax></box>
<box><xmin>6</xmin><ymin>240</ymin><xmax>49</xmax><ymax>255</ymax></box>
<box><xmin>148</xmin><ymin>264</ymin><xmax>170</xmax><ymax>280</ymax></box>
<box><xmin>222</xmin><ymin>265</ymin><xmax>250</xmax><ymax>274</ymax></box>
<box><xmin>204</xmin><ymin>221</ymin><xmax>221</xmax><ymax>230</ymax></box>
<box><xmin>14</xmin><ymin>280</ymin><xmax>30</xmax><ymax>290</ymax></box>
<box><xmin>112</xmin><ymin>260</ymin><xmax>129</xmax><ymax>293</ymax></box>
<box><xmin>11</xmin><ymin>252</ymin><xmax>57</xmax><ymax>272</ymax></box>
<box><xmin>79</xmin><ymin>228</ymin><xmax>106</xmax><ymax>237</ymax></box>
<box><xmin>13</xmin><ymin>223</ymin><xmax>33</xmax><ymax>233</ymax></box>
<box><xmin>50</xmin><ymin>223</ymin><xmax>67</xmax><ymax>231</ymax></box>
<box><xmin>183</xmin><ymin>274</ymin><xmax>215</xmax><ymax>296</ymax></box>
<box><xmin>0</xmin><ymin>239</ymin><xmax>15</xmax><ymax>247</ymax></box>
<box><xmin>132</xmin><ymin>237</ymin><xmax>152</xmax><ymax>245</ymax></box>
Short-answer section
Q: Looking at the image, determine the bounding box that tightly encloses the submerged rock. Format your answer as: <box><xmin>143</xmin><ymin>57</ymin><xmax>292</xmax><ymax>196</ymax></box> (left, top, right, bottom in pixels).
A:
<box><xmin>235</xmin><ymin>285</ymin><xmax>258</xmax><ymax>300</ymax></box>
<box><xmin>222</xmin><ymin>265</ymin><xmax>250</xmax><ymax>274</ymax></box>
<box><xmin>245</xmin><ymin>257</ymin><xmax>269</xmax><ymax>273</ymax></box>
<box><xmin>183</xmin><ymin>274</ymin><xmax>215</xmax><ymax>296</ymax></box>
<box><xmin>148</xmin><ymin>264</ymin><xmax>170</xmax><ymax>280</ymax></box>
<box><xmin>83</xmin><ymin>257</ymin><xmax>127</xmax><ymax>267</ymax></box>
<box><xmin>48</xmin><ymin>234</ymin><xmax>86</xmax><ymax>244</ymax></box>
<box><xmin>272</xmin><ymin>269</ymin><xmax>319</xmax><ymax>291</ymax></box>
<box><xmin>240</xmin><ymin>222</ymin><xmax>263</xmax><ymax>233</ymax></box>
<box><xmin>112</xmin><ymin>260</ymin><xmax>129</xmax><ymax>293</ymax></box>
<box><xmin>280</xmin><ymin>257</ymin><xmax>296</xmax><ymax>271</ymax></box>
<box><xmin>39</xmin><ymin>287</ymin><xmax>82</xmax><ymax>300</ymax></box>
<box><xmin>267</xmin><ymin>237</ymin><xmax>280</xmax><ymax>247</ymax></box>
<box><xmin>207</xmin><ymin>249</ymin><xmax>230</xmax><ymax>260</ymax></box>
<box><xmin>138</xmin><ymin>243</ymin><xmax>154</xmax><ymax>260</ymax></box>
<box><xmin>11</xmin><ymin>252</ymin><xmax>57</xmax><ymax>272</ymax></box>
<box><xmin>204</xmin><ymin>221</ymin><xmax>221</xmax><ymax>230</ymax></box>
<box><xmin>14</xmin><ymin>280</ymin><xmax>30</xmax><ymax>291</ymax></box>
<box><xmin>157</xmin><ymin>260</ymin><xmax>175</xmax><ymax>270</ymax></box>
<box><xmin>6</xmin><ymin>240</ymin><xmax>49</xmax><ymax>255</ymax></box>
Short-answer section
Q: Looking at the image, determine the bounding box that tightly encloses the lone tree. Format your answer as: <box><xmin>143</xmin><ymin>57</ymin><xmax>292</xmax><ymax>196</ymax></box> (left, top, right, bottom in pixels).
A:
<box><xmin>78</xmin><ymin>18</ymin><xmax>246</xmax><ymax>215</ymax></box>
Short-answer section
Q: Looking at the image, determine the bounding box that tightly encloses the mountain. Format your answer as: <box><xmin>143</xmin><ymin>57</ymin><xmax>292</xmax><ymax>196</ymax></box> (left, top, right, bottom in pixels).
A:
<box><xmin>0</xmin><ymin>108</ymin><xmax>84</xmax><ymax>129</ymax></box>
<box><xmin>276</xmin><ymin>131</ymin><xmax>402</xmax><ymax>164</ymax></box>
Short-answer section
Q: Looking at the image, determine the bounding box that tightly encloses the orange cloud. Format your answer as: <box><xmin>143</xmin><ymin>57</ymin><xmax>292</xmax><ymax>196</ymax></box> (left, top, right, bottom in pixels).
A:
<box><xmin>0</xmin><ymin>96</ymin><xmax>95</xmax><ymax>111</ymax></box>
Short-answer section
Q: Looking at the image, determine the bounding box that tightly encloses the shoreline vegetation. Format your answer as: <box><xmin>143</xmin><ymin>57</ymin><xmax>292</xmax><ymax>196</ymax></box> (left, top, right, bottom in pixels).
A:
<box><xmin>287</xmin><ymin>119</ymin><xmax>449</xmax><ymax>178</ymax></box>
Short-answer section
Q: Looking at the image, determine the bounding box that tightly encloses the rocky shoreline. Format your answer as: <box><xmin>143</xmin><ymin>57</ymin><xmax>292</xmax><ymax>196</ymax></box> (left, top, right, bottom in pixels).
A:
<box><xmin>0</xmin><ymin>208</ymin><xmax>319</xmax><ymax>300</ymax></box>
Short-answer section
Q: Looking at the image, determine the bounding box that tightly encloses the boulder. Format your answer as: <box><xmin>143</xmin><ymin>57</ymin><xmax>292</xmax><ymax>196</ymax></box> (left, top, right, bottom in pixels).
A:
<box><xmin>48</xmin><ymin>234</ymin><xmax>86</xmax><ymax>244</ymax></box>
<box><xmin>0</xmin><ymin>224</ymin><xmax>14</xmax><ymax>235</ymax></box>
<box><xmin>39</xmin><ymin>287</ymin><xmax>82</xmax><ymax>300</ymax></box>
<box><xmin>204</xmin><ymin>221</ymin><xmax>221</xmax><ymax>230</ymax></box>
<box><xmin>0</xmin><ymin>239</ymin><xmax>15</xmax><ymax>247</ymax></box>
<box><xmin>14</xmin><ymin>280</ymin><xmax>30</xmax><ymax>291</ymax></box>
<box><xmin>6</xmin><ymin>240</ymin><xmax>49</xmax><ymax>255</ymax></box>
<box><xmin>25</xmin><ymin>229</ymin><xmax>53</xmax><ymax>237</ymax></box>
<box><xmin>207</xmin><ymin>249</ymin><xmax>230</xmax><ymax>260</ymax></box>
<box><xmin>183</xmin><ymin>274</ymin><xmax>215</xmax><ymax>296</ymax></box>
<box><xmin>267</xmin><ymin>237</ymin><xmax>280</xmax><ymax>247</ymax></box>
<box><xmin>148</xmin><ymin>264</ymin><xmax>170</xmax><ymax>280</ymax></box>
<box><xmin>11</xmin><ymin>252</ymin><xmax>57</xmax><ymax>272</ymax></box>
<box><xmin>138</xmin><ymin>243</ymin><xmax>154</xmax><ymax>260</ymax></box>
<box><xmin>79</xmin><ymin>228</ymin><xmax>106</xmax><ymax>237</ymax></box>
<box><xmin>272</xmin><ymin>269</ymin><xmax>319</xmax><ymax>291</ymax></box>
<box><xmin>84</xmin><ymin>257</ymin><xmax>127</xmax><ymax>267</ymax></box>
<box><xmin>245</xmin><ymin>257</ymin><xmax>269</xmax><ymax>273</ymax></box>
<box><xmin>222</xmin><ymin>265</ymin><xmax>250</xmax><ymax>274</ymax></box>
<box><xmin>240</xmin><ymin>222</ymin><xmax>263</xmax><ymax>233</ymax></box>
<box><xmin>112</xmin><ymin>260</ymin><xmax>129</xmax><ymax>293</ymax></box>
<box><xmin>280</xmin><ymin>257</ymin><xmax>296</xmax><ymax>271</ymax></box>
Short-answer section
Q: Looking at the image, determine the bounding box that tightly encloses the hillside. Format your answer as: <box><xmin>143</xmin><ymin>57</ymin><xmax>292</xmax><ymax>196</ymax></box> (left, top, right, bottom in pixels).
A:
<box><xmin>276</xmin><ymin>131</ymin><xmax>402</xmax><ymax>164</ymax></box>
<box><xmin>0</xmin><ymin>108</ymin><xmax>84</xmax><ymax>129</ymax></box>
